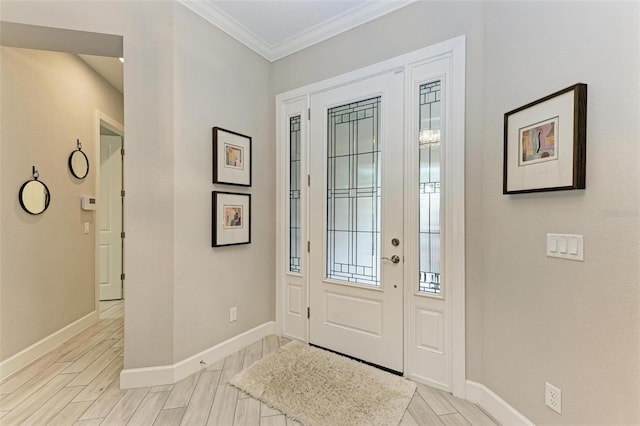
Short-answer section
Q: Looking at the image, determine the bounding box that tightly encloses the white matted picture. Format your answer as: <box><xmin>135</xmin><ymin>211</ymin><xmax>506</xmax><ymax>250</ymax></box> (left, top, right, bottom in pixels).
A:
<box><xmin>518</xmin><ymin>116</ymin><xmax>559</xmax><ymax>166</ymax></box>
<box><xmin>224</xmin><ymin>144</ymin><xmax>244</xmax><ymax>170</ymax></box>
<box><xmin>223</xmin><ymin>205</ymin><xmax>243</xmax><ymax>228</ymax></box>
<box><xmin>504</xmin><ymin>83</ymin><xmax>587</xmax><ymax>194</ymax></box>
<box><xmin>212</xmin><ymin>191</ymin><xmax>251</xmax><ymax>247</ymax></box>
<box><xmin>213</xmin><ymin>127</ymin><xmax>252</xmax><ymax>186</ymax></box>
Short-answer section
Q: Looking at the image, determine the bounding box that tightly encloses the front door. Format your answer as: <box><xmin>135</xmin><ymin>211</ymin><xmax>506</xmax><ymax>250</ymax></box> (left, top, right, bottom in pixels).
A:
<box><xmin>308</xmin><ymin>71</ymin><xmax>404</xmax><ymax>372</ymax></box>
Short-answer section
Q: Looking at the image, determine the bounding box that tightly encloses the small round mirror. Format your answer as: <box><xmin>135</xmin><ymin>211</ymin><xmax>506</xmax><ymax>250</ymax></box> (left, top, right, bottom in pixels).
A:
<box><xmin>19</xmin><ymin>179</ymin><xmax>51</xmax><ymax>215</ymax></box>
<box><xmin>69</xmin><ymin>149</ymin><xmax>89</xmax><ymax>179</ymax></box>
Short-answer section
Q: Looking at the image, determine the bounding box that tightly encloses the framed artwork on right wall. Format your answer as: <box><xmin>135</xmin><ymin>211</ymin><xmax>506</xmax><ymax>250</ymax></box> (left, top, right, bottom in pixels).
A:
<box><xmin>503</xmin><ymin>83</ymin><xmax>587</xmax><ymax>194</ymax></box>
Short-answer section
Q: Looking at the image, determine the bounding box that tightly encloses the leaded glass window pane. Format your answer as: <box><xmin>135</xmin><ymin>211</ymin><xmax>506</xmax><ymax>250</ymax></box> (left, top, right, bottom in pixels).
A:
<box><xmin>418</xmin><ymin>81</ymin><xmax>441</xmax><ymax>294</ymax></box>
<box><xmin>326</xmin><ymin>97</ymin><xmax>381</xmax><ymax>286</ymax></box>
<box><xmin>289</xmin><ymin>115</ymin><xmax>301</xmax><ymax>273</ymax></box>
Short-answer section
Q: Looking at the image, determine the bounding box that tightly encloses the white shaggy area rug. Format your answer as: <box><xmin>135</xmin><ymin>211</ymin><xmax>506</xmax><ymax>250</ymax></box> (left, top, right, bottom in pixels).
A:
<box><xmin>229</xmin><ymin>341</ymin><xmax>416</xmax><ymax>426</ymax></box>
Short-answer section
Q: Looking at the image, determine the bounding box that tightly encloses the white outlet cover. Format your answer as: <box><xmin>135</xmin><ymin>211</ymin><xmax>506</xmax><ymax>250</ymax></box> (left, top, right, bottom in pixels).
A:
<box><xmin>545</xmin><ymin>382</ymin><xmax>562</xmax><ymax>415</ymax></box>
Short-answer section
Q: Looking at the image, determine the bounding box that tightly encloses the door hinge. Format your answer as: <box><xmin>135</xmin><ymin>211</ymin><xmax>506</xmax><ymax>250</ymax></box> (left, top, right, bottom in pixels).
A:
<box><xmin>121</xmin><ymin>190</ymin><xmax>125</xmax><ymax>197</ymax></box>
<box><xmin>307</xmin><ymin>108</ymin><xmax>311</xmax><ymax>120</ymax></box>
<box><xmin>307</xmin><ymin>307</ymin><xmax>310</xmax><ymax>319</ymax></box>
<box><xmin>120</xmin><ymin>148</ymin><xmax>125</xmax><ymax>156</ymax></box>
<box><xmin>120</xmin><ymin>273</ymin><xmax>125</xmax><ymax>281</ymax></box>
<box><xmin>307</xmin><ymin>174</ymin><xmax>310</xmax><ymax>187</ymax></box>
<box><xmin>307</xmin><ymin>241</ymin><xmax>310</xmax><ymax>253</ymax></box>
<box><xmin>121</xmin><ymin>232</ymin><xmax>125</xmax><ymax>239</ymax></box>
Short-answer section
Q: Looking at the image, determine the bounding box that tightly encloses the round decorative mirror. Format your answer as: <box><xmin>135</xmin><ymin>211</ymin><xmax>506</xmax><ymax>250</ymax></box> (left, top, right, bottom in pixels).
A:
<box><xmin>69</xmin><ymin>139</ymin><xmax>89</xmax><ymax>179</ymax></box>
<box><xmin>19</xmin><ymin>168</ymin><xmax>51</xmax><ymax>215</ymax></box>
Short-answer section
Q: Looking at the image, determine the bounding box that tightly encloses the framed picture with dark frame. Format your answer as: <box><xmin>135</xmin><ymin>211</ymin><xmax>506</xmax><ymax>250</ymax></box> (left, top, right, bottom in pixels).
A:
<box><xmin>213</xmin><ymin>127</ymin><xmax>252</xmax><ymax>186</ymax></box>
<box><xmin>212</xmin><ymin>191</ymin><xmax>251</xmax><ymax>247</ymax></box>
<box><xmin>503</xmin><ymin>83</ymin><xmax>587</xmax><ymax>194</ymax></box>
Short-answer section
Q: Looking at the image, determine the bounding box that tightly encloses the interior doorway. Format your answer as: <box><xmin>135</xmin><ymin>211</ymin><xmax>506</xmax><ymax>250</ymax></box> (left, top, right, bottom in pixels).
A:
<box><xmin>98</xmin><ymin>114</ymin><xmax>124</xmax><ymax>301</ymax></box>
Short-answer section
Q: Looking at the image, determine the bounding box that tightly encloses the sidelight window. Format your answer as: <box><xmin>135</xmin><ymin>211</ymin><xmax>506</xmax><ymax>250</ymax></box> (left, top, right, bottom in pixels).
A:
<box><xmin>289</xmin><ymin>115</ymin><xmax>302</xmax><ymax>273</ymax></box>
<box><xmin>418</xmin><ymin>81</ymin><xmax>441</xmax><ymax>294</ymax></box>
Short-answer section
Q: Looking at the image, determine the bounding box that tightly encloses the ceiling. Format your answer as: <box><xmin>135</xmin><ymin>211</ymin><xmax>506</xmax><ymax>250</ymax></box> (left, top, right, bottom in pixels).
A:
<box><xmin>78</xmin><ymin>54</ymin><xmax>124</xmax><ymax>93</ymax></box>
<box><xmin>75</xmin><ymin>0</ymin><xmax>415</xmax><ymax>91</ymax></box>
<box><xmin>179</xmin><ymin>0</ymin><xmax>415</xmax><ymax>61</ymax></box>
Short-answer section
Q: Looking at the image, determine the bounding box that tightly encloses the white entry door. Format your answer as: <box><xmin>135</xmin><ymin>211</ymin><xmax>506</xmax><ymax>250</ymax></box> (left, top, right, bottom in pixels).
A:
<box><xmin>99</xmin><ymin>134</ymin><xmax>123</xmax><ymax>300</ymax></box>
<box><xmin>308</xmin><ymin>71</ymin><xmax>404</xmax><ymax>372</ymax></box>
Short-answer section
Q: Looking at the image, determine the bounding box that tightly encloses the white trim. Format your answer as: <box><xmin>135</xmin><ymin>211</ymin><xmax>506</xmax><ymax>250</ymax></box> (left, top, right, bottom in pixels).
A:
<box><xmin>0</xmin><ymin>310</ymin><xmax>98</xmax><ymax>379</ymax></box>
<box><xmin>466</xmin><ymin>381</ymin><xmax>535</xmax><ymax>426</ymax></box>
<box><xmin>119</xmin><ymin>364</ymin><xmax>174</xmax><ymax>390</ymax></box>
<box><xmin>120</xmin><ymin>321</ymin><xmax>276</xmax><ymax>389</ymax></box>
<box><xmin>267</xmin><ymin>1</ymin><xmax>416</xmax><ymax>61</ymax></box>
<box><xmin>275</xmin><ymin>99</ymin><xmax>285</xmax><ymax>337</ymax></box>
<box><xmin>172</xmin><ymin>321</ymin><xmax>275</xmax><ymax>383</ymax></box>
<box><xmin>446</xmin><ymin>36</ymin><xmax>467</xmax><ymax>399</ymax></box>
<box><xmin>178</xmin><ymin>0</ymin><xmax>415</xmax><ymax>62</ymax></box>
<box><xmin>279</xmin><ymin>36</ymin><xmax>466</xmax><ymax>101</ymax></box>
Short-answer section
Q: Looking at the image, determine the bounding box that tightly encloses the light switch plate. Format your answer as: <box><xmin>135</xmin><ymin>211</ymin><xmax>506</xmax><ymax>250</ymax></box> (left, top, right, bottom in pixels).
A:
<box><xmin>547</xmin><ymin>234</ymin><xmax>583</xmax><ymax>261</ymax></box>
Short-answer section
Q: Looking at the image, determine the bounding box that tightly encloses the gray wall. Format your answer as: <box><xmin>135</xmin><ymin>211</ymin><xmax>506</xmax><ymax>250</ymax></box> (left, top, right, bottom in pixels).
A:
<box><xmin>172</xmin><ymin>5</ymin><xmax>274</xmax><ymax>361</ymax></box>
<box><xmin>481</xmin><ymin>3</ymin><xmax>639</xmax><ymax>424</ymax></box>
<box><xmin>272</xmin><ymin>1</ymin><xmax>639</xmax><ymax>424</ymax></box>
<box><xmin>0</xmin><ymin>47</ymin><xmax>124</xmax><ymax>360</ymax></box>
<box><xmin>0</xmin><ymin>0</ymin><xmax>275</xmax><ymax>371</ymax></box>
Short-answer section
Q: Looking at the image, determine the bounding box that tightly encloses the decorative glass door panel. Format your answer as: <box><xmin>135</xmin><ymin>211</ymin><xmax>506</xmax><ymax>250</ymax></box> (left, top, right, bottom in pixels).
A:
<box><xmin>326</xmin><ymin>98</ymin><xmax>381</xmax><ymax>286</ymax></box>
<box><xmin>418</xmin><ymin>80</ymin><xmax>441</xmax><ymax>294</ymax></box>
<box><xmin>289</xmin><ymin>115</ymin><xmax>302</xmax><ymax>273</ymax></box>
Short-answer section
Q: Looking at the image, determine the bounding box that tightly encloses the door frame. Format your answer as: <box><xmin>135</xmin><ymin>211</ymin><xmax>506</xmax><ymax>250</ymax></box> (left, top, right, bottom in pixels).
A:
<box><xmin>95</xmin><ymin>111</ymin><xmax>125</xmax><ymax>307</ymax></box>
<box><xmin>275</xmin><ymin>36</ymin><xmax>466</xmax><ymax>397</ymax></box>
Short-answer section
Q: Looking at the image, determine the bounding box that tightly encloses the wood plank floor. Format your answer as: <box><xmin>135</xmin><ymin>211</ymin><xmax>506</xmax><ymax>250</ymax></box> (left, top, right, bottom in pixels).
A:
<box><xmin>0</xmin><ymin>301</ymin><xmax>498</xmax><ymax>425</ymax></box>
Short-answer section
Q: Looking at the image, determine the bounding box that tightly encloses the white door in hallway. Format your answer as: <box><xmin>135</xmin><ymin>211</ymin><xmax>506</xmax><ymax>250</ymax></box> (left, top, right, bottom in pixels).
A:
<box><xmin>308</xmin><ymin>71</ymin><xmax>404</xmax><ymax>372</ymax></box>
<box><xmin>99</xmin><ymin>134</ymin><xmax>123</xmax><ymax>300</ymax></box>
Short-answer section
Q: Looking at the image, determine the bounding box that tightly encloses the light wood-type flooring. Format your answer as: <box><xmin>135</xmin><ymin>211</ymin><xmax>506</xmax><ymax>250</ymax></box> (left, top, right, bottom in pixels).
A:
<box><xmin>0</xmin><ymin>301</ymin><xmax>498</xmax><ymax>425</ymax></box>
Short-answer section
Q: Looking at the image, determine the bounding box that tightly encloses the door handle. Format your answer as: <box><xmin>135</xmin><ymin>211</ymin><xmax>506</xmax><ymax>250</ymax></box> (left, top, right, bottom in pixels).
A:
<box><xmin>381</xmin><ymin>255</ymin><xmax>400</xmax><ymax>264</ymax></box>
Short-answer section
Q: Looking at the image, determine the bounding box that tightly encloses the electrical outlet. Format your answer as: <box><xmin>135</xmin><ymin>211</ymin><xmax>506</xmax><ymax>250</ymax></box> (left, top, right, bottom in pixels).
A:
<box><xmin>545</xmin><ymin>382</ymin><xmax>562</xmax><ymax>414</ymax></box>
<box><xmin>229</xmin><ymin>307</ymin><xmax>237</xmax><ymax>322</ymax></box>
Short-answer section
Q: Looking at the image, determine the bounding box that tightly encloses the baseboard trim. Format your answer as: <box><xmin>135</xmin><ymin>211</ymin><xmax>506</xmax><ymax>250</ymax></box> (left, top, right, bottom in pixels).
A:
<box><xmin>466</xmin><ymin>380</ymin><xmax>534</xmax><ymax>426</ymax></box>
<box><xmin>120</xmin><ymin>321</ymin><xmax>276</xmax><ymax>389</ymax></box>
<box><xmin>120</xmin><ymin>364</ymin><xmax>174</xmax><ymax>389</ymax></box>
<box><xmin>0</xmin><ymin>310</ymin><xmax>99</xmax><ymax>380</ymax></box>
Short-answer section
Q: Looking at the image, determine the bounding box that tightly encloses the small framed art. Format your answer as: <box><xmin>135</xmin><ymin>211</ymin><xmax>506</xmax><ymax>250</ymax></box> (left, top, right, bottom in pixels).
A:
<box><xmin>213</xmin><ymin>127</ymin><xmax>252</xmax><ymax>186</ymax></box>
<box><xmin>212</xmin><ymin>191</ymin><xmax>251</xmax><ymax>247</ymax></box>
<box><xmin>503</xmin><ymin>83</ymin><xmax>587</xmax><ymax>194</ymax></box>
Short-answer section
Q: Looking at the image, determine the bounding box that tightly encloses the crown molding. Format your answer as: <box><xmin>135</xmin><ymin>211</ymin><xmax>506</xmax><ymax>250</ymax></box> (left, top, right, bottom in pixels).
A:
<box><xmin>179</xmin><ymin>0</ymin><xmax>273</xmax><ymax>59</ymax></box>
<box><xmin>178</xmin><ymin>0</ymin><xmax>416</xmax><ymax>62</ymax></box>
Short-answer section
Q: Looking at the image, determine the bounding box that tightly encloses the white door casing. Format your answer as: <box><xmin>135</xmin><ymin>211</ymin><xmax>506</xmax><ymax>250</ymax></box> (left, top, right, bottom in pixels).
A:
<box><xmin>99</xmin><ymin>134</ymin><xmax>123</xmax><ymax>300</ymax></box>
<box><xmin>308</xmin><ymin>72</ymin><xmax>404</xmax><ymax>372</ymax></box>
<box><xmin>276</xmin><ymin>36</ymin><xmax>466</xmax><ymax>396</ymax></box>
